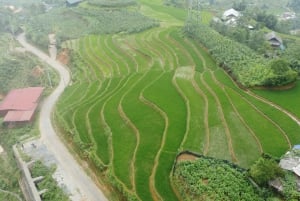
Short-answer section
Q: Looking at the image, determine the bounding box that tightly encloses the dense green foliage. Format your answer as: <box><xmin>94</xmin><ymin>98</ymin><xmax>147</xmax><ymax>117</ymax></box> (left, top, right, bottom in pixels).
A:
<box><xmin>249</xmin><ymin>156</ymin><xmax>284</xmax><ymax>186</ymax></box>
<box><xmin>0</xmin><ymin>125</ymin><xmax>37</xmax><ymax>201</ymax></box>
<box><xmin>173</xmin><ymin>157</ymin><xmax>266</xmax><ymax>201</ymax></box>
<box><xmin>30</xmin><ymin>161</ymin><xmax>70</xmax><ymax>201</ymax></box>
<box><xmin>0</xmin><ymin>34</ymin><xmax>57</xmax><ymax>94</ymax></box>
<box><xmin>184</xmin><ymin>22</ymin><xmax>297</xmax><ymax>86</ymax></box>
<box><xmin>288</xmin><ymin>0</ymin><xmax>300</xmax><ymax>11</ymax></box>
<box><xmin>282</xmin><ymin>172</ymin><xmax>300</xmax><ymax>200</ymax></box>
<box><xmin>25</xmin><ymin>5</ymin><xmax>158</xmax><ymax>50</ymax></box>
<box><xmin>283</xmin><ymin>43</ymin><xmax>300</xmax><ymax>74</ymax></box>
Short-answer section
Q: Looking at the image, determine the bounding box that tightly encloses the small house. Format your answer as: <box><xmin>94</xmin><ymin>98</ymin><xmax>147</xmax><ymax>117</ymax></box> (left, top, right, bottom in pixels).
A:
<box><xmin>280</xmin><ymin>145</ymin><xmax>300</xmax><ymax>177</ymax></box>
<box><xmin>0</xmin><ymin>87</ymin><xmax>44</xmax><ymax>125</ymax></box>
<box><xmin>222</xmin><ymin>8</ymin><xmax>241</xmax><ymax>21</ymax></box>
<box><xmin>265</xmin><ymin>31</ymin><xmax>283</xmax><ymax>47</ymax></box>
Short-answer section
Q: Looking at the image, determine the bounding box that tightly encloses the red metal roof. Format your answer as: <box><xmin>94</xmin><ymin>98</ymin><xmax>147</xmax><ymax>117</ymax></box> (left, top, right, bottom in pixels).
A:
<box><xmin>0</xmin><ymin>87</ymin><xmax>44</xmax><ymax>111</ymax></box>
<box><xmin>3</xmin><ymin>110</ymin><xmax>35</xmax><ymax>122</ymax></box>
<box><xmin>0</xmin><ymin>87</ymin><xmax>44</xmax><ymax>123</ymax></box>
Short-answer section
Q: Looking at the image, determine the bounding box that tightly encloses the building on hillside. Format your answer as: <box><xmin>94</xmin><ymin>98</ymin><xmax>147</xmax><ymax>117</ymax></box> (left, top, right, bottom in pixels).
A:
<box><xmin>0</xmin><ymin>87</ymin><xmax>44</xmax><ymax>125</ymax></box>
<box><xmin>280</xmin><ymin>145</ymin><xmax>300</xmax><ymax>177</ymax></box>
<box><xmin>265</xmin><ymin>31</ymin><xmax>283</xmax><ymax>47</ymax></box>
<box><xmin>66</xmin><ymin>0</ymin><xmax>83</xmax><ymax>7</ymax></box>
<box><xmin>222</xmin><ymin>8</ymin><xmax>241</xmax><ymax>21</ymax></box>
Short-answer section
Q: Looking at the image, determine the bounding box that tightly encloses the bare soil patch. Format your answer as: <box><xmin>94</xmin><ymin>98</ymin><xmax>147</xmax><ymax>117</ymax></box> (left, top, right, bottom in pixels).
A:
<box><xmin>57</xmin><ymin>49</ymin><xmax>70</xmax><ymax>65</ymax></box>
<box><xmin>176</xmin><ymin>153</ymin><xmax>198</xmax><ymax>162</ymax></box>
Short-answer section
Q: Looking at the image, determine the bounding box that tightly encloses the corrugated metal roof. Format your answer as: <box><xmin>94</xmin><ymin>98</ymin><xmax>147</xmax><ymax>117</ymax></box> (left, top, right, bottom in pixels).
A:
<box><xmin>3</xmin><ymin>110</ymin><xmax>35</xmax><ymax>122</ymax></box>
<box><xmin>223</xmin><ymin>8</ymin><xmax>241</xmax><ymax>18</ymax></box>
<box><xmin>0</xmin><ymin>87</ymin><xmax>44</xmax><ymax>111</ymax></box>
<box><xmin>293</xmin><ymin>165</ymin><xmax>300</xmax><ymax>177</ymax></box>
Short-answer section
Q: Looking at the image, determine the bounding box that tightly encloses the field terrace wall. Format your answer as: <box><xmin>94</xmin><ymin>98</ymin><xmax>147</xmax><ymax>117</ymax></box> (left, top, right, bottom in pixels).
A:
<box><xmin>0</xmin><ymin>87</ymin><xmax>44</xmax><ymax>125</ymax></box>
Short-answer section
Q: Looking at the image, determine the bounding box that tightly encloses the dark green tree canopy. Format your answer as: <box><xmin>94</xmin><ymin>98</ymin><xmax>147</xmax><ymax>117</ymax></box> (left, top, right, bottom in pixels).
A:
<box><xmin>249</xmin><ymin>157</ymin><xmax>284</xmax><ymax>186</ymax></box>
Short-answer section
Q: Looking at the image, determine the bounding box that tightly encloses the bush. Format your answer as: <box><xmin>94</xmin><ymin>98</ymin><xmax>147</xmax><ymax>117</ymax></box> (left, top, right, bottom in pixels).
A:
<box><xmin>249</xmin><ymin>157</ymin><xmax>284</xmax><ymax>186</ymax></box>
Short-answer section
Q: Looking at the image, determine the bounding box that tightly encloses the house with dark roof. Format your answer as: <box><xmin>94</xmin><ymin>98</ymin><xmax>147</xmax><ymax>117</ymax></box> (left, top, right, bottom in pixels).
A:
<box><xmin>265</xmin><ymin>31</ymin><xmax>283</xmax><ymax>47</ymax></box>
<box><xmin>66</xmin><ymin>0</ymin><xmax>83</xmax><ymax>7</ymax></box>
<box><xmin>0</xmin><ymin>87</ymin><xmax>44</xmax><ymax>125</ymax></box>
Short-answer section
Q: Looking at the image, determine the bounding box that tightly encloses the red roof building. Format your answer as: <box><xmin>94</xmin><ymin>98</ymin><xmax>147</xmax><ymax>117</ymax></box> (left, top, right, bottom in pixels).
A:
<box><xmin>0</xmin><ymin>87</ymin><xmax>44</xmax><ymax>124</ymax></box>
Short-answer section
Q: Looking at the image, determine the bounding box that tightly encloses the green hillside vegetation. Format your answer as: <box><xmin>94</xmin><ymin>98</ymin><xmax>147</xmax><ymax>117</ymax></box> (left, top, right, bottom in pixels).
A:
<box><xmin>55</xmin><ymin>23</ymin><xmax>300</xmax><ymax>200</ymax></box>
<box><xmin>184</xmin><ymin>22</ymin><xmax>298</xmax><ymax>87</ymax></box>
<box><xmin>0</xmin><ymin>34</ymin><xmax>57</xmax><ymax>94</ymax></box>
<box><xmin>173</xmin><ymin>157</ymin><xmax>266</xmax><ymax>201</ymax></box>
<box><xmin>25</xmin><ymin>1</ymin><xmax>158</xmax><ymax>50</ymax></box>
<box><xmin>0</xmin><ymin>0</ymin><xmax>296</xmax><ymax>200</ymax></box>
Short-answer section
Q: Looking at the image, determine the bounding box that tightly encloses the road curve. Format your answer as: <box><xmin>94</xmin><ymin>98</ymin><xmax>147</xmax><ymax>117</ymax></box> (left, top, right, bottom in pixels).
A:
<box><xmin>17</xmin><ymin>33</ymin><xmax>108</xmax><ymax>201</ymax></box>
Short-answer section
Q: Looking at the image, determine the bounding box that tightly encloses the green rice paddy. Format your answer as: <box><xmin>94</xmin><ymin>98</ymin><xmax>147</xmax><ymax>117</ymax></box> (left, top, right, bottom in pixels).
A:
<box><xmin>55</xmin><ymin>1</ymin><xmax>300</xmax><ymax>200</ymax></box>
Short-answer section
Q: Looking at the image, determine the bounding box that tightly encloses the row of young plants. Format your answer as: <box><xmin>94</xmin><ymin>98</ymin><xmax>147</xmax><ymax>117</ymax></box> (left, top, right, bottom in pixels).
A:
<box><xmin>184</xmin><ymin>21</ymin><xmax>297</xmax><ymax>87</ymax></box>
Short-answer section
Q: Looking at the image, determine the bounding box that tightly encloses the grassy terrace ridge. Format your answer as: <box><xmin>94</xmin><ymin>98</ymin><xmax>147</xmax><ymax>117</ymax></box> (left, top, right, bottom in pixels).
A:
<box><xmin>55</xmin><ymin>1</ymin><xmax>300</xmax><ymax>200</ymax></box>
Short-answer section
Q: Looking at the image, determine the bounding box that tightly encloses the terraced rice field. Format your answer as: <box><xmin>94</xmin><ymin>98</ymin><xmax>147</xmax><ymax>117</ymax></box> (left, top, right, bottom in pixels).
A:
<box><xmin>56</xmin><ymin>25</ymin><xmax>300</xmax><ymax>200</ymax></box>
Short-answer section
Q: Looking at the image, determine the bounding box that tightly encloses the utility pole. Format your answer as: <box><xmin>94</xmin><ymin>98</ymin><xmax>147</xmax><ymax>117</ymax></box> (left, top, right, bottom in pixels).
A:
<box><xmin>187</xmin><ymin>0</ymin><xmax>193</xmax><ymax>31</ymax></box>
<box><xmin>47</xmin><ymin>69</ymin><xmax>53</xmax><ymax>88</ymax></box>
<box><xmin>197</xmin><ymin>0</ymin><xmax>201</xmax><ymax>24</ymax></box>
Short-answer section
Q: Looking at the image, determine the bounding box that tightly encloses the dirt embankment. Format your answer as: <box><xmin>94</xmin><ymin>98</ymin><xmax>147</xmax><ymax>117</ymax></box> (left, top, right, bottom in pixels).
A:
<box><xmin>57</xmin><ymin>49</ymin><xmax>70</xmax><ymax>65</ymax></box>
<box><xmin>176</xmin><ymin>153</ymin><xmax>198</xmax><ymax>162</ymax></box>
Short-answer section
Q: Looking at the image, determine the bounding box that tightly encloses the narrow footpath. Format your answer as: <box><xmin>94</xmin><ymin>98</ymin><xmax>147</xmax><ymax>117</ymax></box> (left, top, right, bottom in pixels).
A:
<box><xmin>17</xmin><ymin>33</ymin><xmax>108</xmax><ymax>201</ymax></box>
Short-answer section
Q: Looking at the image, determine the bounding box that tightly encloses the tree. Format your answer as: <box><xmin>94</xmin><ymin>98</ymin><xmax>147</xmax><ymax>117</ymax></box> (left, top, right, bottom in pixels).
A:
<box><xmin>283</xmin><ymin>43</ymin><xmax>300</xmax><ymax>73</ymax></box>
<box><xmin>233</xmin><ymin>0</ymin><xmax>247</xmax><ymax>11</ymax></box>
<box><xmin>249</xmin><ymin>157</ymin><xmax>284</xmax><ymax>186</ymax></box>
<box><xmin>270</xmin><ymin>59</ymin><xmax>290</xmax><ymax>75</ymax></box>
<box><xmin>254</xmin><ymin>10</ymin><xmax>278</xmax><ymax>30</ymax></box>
<box><xmin>288</xmin><ymin>0</ymin><xmax>300</xmax><ymax>12</ymax></box>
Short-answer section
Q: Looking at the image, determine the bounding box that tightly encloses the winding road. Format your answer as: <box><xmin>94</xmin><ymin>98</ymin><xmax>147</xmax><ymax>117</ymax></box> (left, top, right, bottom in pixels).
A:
<box><xmin>17</xmin><ymin>33</ymin><xmax>108</xmax><ymax>201</ymax></box>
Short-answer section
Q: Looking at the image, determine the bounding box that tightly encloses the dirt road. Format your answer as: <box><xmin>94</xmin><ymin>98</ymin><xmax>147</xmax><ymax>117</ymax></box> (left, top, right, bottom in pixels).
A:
<box><xmin>17</xmin><ymin>33</ymin><xmax>108</xmax><ymax>201</ymax></box>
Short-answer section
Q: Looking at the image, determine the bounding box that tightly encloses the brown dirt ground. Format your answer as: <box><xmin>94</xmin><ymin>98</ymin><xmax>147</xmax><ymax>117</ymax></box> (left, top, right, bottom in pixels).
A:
<box><xmin>57</xmin><ymin>49</ymin><xmax>70</xmax><ymax>65</ymax></box>
<box><xmin>176</xmin><ymin>153</ymin><xmax>198</xmax><ymax>162</ymax></box>
<box><xmin>32</xmin><ymin>65</ymin><xmax>44</xmax><ymax>77</ymax></box>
